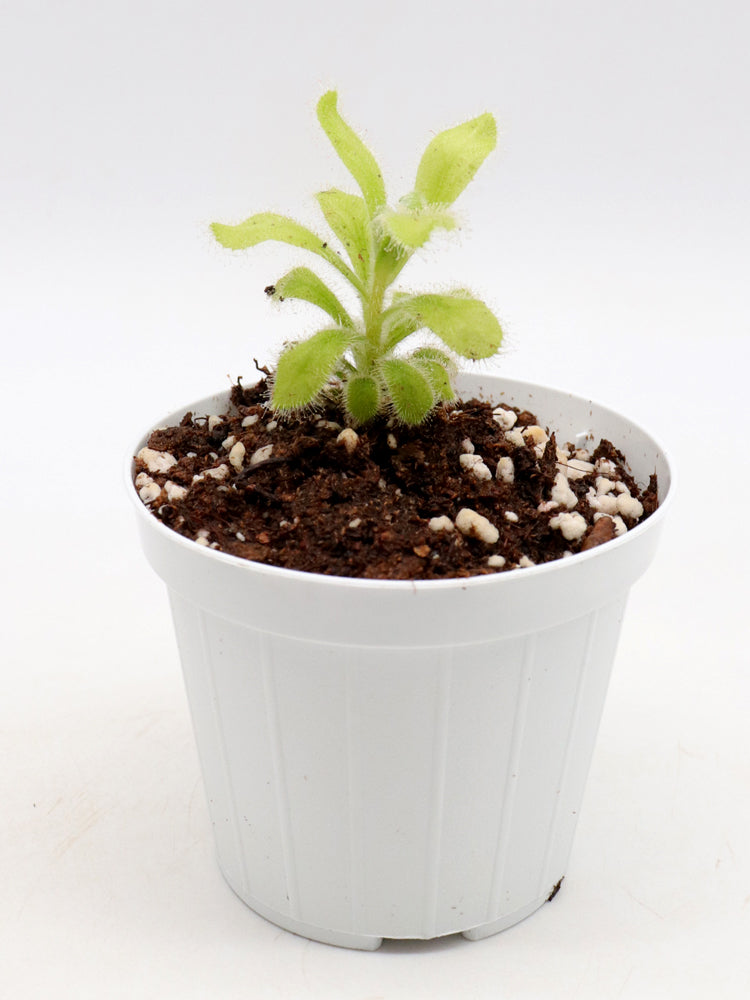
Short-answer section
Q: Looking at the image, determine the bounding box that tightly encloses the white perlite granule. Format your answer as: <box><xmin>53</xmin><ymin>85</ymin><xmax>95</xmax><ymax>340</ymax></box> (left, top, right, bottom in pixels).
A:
<box><xmin>496</xmin><ymin>456</ymin><xmax>515</xmax><ymax>484</ymax></box>
<box><xmin>136</xmin><ymin>447</ymin><xmax>177</xmax><ymax>475</ymax></box>
<box><xmin>616</xmin><ymin>493</ymin><xmax>644</xmax><ymax>519</ymax></box>
<box><xmin>492</xmin><ymin>407</ymin><xmax>517</xmax><ymax>430</ymax></box>
<box><xmin>551</xmin><ymin>471</ymin><xmax>578</xmax><ymax>510</ymax></box>
<box><xmin>249</xmin><ymin>444</ymin><xmax>273</xmax><ymax>467</ymax></box>
<box><xmin>336</xmin><ymin>428</ymin><xmax>359</xmax><ymax>454</ymax></box>
<box><xmin>549</xmin><ymin>511</ymin><xmax>588</xmax><ymax>542</ymax></box>
<box><xmin>428</xmin><ymin>515</ymin><xmax>455</xmax><ymax>533</ymax></box>
<box><xmin>459</xmin><ymin>453</ymin><xmax>492</xmax><ymax>481</ymax></box>
<box><xmin>228</xmin><ymin>441</ymin><xmax>246</xmax><ymax>470</ymax></box>
<box><xmin>455</xmin><ymin>508</ymin><xmax>499</xmax><ymax>545</ymax></box>
<box><xmin>164</xmin><ymin>481</ymin><xmax>187</xmax><ymax>502</ymax></box>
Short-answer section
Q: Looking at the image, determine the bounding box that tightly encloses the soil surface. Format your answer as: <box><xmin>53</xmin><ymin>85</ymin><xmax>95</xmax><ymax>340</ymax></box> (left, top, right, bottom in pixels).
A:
<box><xmin>133</xmin><ymin>378</ymin><xmax>658</xmax><ymax>580</ymax></box>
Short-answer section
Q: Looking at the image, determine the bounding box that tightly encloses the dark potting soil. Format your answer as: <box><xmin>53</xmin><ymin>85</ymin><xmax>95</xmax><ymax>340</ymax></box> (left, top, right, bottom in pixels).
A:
<box><xmin>133</xmin><ymin>378</ymin><xmax>659</xmax><ymax>581</ymax></box>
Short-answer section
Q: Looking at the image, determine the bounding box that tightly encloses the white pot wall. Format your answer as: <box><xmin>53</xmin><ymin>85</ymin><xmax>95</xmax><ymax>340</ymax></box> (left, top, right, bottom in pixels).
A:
<box><xmin>128</xmin><ymin>374</ymin><xmax>673</xmax><ymax>950</ymax></box>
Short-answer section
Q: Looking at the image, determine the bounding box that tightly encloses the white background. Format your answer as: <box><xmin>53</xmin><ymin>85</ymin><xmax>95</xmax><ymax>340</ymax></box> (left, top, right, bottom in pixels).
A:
<box><xmin>2</xmin><ymin>1</ymin><xmax>749</xmax><ymax>997</ymax></box>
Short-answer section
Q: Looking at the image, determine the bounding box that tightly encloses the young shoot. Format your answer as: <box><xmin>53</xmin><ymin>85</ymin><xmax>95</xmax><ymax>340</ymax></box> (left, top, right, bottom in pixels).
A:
<box><xmin>211</xmin><ymin>91</ymin><xmax>503</xmax><ymax>425</ymax></box>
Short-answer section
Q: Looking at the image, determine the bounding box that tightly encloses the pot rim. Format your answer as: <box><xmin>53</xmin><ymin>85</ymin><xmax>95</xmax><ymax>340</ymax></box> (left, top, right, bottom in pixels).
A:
<box><xmin>126</xmin><ymin>372</ymin><xmax>675</xmax><ymax>593</ymax></box>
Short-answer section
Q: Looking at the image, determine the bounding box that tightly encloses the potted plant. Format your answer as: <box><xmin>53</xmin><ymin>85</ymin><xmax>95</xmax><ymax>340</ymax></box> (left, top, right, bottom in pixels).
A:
<box><xmin>128</xmin><ymin>92</ymin><xmax>672</xmax><ymax>950</ymax></box>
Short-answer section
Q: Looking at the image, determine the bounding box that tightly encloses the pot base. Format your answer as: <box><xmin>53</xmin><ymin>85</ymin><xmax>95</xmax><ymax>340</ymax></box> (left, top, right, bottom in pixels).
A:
<box><xmin>220</xmin><ymin>865</ymin><xmax>384</xmax><ymax>951</ymax></box>
<box><xmin>220</xmin><ymin>863</ymin><xmax>550</xmax><ymax>950</ymax></box>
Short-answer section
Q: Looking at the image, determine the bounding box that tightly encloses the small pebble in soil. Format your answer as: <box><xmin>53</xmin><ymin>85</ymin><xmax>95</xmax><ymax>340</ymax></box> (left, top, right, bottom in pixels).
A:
<box><xmin>460</xmin><ymin>453</ymin><xmax>492</xmax><ymax>481</ymax></box>
<box><xmin>616</xmin><ymin>493</ymin><xmax>644</xmax><ymax>519</ymax></box>
<box><xmin>587</xmin><ymin>489</ymin><xmax>618</xmax><ymax>515</ymax></box>
<box><xmin>566</xmin><ymin>458</ymin><xmax>595</xmax><ymax>481</ymax></box>
<box><xmin>336</xmin><ymin>428</ymin><xmax>359</xmax><ymax>454</ymax></box>
<box><xmin>580</xmin><ymin>516</ymin><xmax>616</xmax><ymax>551</ymax></box>
<box><xmin>550</xmin><ymin>511</ymin><xmax>588</xmax><ymax>542</ymax></box>
<box><xmin>138</xmin><ymin>479</ymin><xmax>161</xmax><ymax>504</ymax></box>
<box><xmin>165</xmin><ymin>481</ymin><xmax>187</xmax><ymax>502</ymax></box>
<box><xmin>249</xmin><ymin>444</ymin><xmax>273</xmax><ymax>467</ymax></box>
<box><xmin>595</xmin><ymin>458</ymin><xmax>617</xmax><ymax>476</ymax></box>
<box><xmin>229</xmin><ymin>441</ymin><xmax>246</xmax><ymax>470</ymax></box>
<box><xmin>492</xmin><ymin>406</ymin><xmax>517</xmax><ymax>430</ymax></box>
<box><xmin>551</xmin><ymin>472</ymin><xmax>578</xmax><ymax>510</ymax></box>
<box><xmin>610</xmin><ymin>515</ymin><xmax>628</xmax><ymax>536</ymax></box>
<box><xmin>455</xmin><ymin>508</ymin><xmax>500</xmax><ymax>545</ymax></box>
<box><xmin>428</xmin><ymin>516</ymin><xmax>455</xmax><ymax>533</ymax></box>
<box><xmin>137</xmin><ymin>447</ymin><xmax>177</xmax><ymax>475</ymax></box>
<box><xmin>522</xmin><ymin>425</ymin><xmax>548</xmax><ymax>457</ymax></box>
<box><xmin>496</xmin><ymin>456</ymin><xmax>515</xmax><ymax>484</ymax></box>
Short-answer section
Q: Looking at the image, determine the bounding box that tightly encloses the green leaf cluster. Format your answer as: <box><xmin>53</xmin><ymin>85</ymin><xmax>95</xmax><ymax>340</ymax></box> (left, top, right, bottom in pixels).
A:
<box><xmin>211</xmin><ymin>92</ymin><xmax>503</xmax><ymax>425</ymax></box>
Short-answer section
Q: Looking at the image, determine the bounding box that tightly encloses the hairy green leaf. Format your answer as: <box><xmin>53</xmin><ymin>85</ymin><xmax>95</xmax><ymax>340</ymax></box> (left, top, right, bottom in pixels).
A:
<box><xmin>315</xmin><ymin>189</ymin><xmax>371</xmax><ymax>284</ymax></box>
<box><xmin>415</xmin><ymin>113</ymin><xmax>496</xmax><ymax>206</ymax></box>
<box><xmin>270</xmin><ymin>267</ymin><xmax>354</xmax><ymax>327</ymax></box>
<box><xmin>409</xmin><ymin>345</ymin><xmax>457</xmax><ymax>369</ymax></box>
<box><xmin>379</xmin><ymin>358</ymin><xmax>435</xmax><ymax>425</ymax></box>
<box><xmin>378</xmin><ymin>202</ymin><xmax>457</xmax><ymax>252</ymax></box>
<box><xmin>380</xmin><ymin>310</ymin><xmax>420</xmax><ymax>352</ymax></box>
<box><xmin>211</xmin><ymin>212</ymin><xmax>363</xmax><ymax>293</ymax></box>
<box><xmin>272</xmin><ymin>327</ymin><xmax>351</xmax><ymax>411</ymax></box>
<box><xmin>410</xmin><ymin>346</ymin><xmax>457</xmax><ymax>399</ymax></box>
<box><xmin>316</xmin><ymin>91</ymin><xmax>386</xmax><ymax>218</ymax></box>
<box><xmin>410</xmin><ymin>355</ymin><xmax>455</xmax><ymax>402</ymax></box>
<box><xmin>345</xmin><ymin>375</ymin><xmax>380</xmax><ymax>423</ymax></box>
<box><xmin>387</xmin><ymin>292</ymin><xmax>502</xmax><ymax>359</ymax></box>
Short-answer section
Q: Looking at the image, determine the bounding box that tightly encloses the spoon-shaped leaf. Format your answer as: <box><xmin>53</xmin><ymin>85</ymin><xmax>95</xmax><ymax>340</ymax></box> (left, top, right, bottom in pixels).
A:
<box><xmin>272</xmin><ymin>327</ymin><xmax>352</xmax><ymax>411</ymax></box>
<box><xmin>269</xmin><ymin>267</ymin><xmax>354</xmax><ymax>328</ymax></box>
<box><xmin>386</xmin><ymin>292</ymin><xmax>503</xmax><ymax>359</ymax></box>
<box><xmin>379</xmin><ymin>358</ymin><xmax>435</xmax><ymax>425</ymax></box>
<box><xmin>345</xmin><ymin>375</ymin><xmax>380</xmax><ymax>424</ymax></box>
<box><xmin>415</xmin><ymin>113</ymin><xmax>496</xmax><ymax>207</ymax></box>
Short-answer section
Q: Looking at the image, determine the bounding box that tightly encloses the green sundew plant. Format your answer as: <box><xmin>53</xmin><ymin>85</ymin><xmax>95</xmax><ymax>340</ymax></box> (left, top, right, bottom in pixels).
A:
<box><xmin>211</xmin><ymin>91</ymin><xmax>503</xmax><ymax>425</ymax></box>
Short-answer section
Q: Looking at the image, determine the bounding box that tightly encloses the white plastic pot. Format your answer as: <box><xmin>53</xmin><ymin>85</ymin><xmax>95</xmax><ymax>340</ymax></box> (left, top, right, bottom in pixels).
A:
<box><xmin>128</xmin><ymin>374</ymin><xmax>672</xmax><ymax>950</ymax></box>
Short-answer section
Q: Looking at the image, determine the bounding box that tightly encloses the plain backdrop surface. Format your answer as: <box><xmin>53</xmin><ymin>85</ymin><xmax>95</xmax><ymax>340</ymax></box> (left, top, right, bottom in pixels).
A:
<box><xmin>2</xmin><ymin>1</ymin><xmax>748</xmax><ymax>997</ymax></box>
